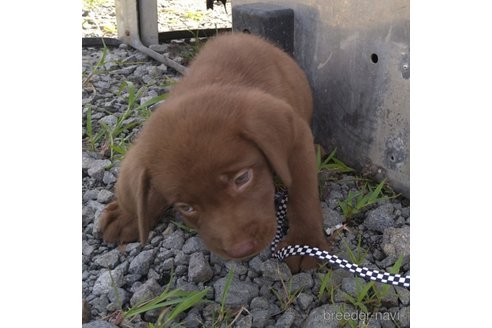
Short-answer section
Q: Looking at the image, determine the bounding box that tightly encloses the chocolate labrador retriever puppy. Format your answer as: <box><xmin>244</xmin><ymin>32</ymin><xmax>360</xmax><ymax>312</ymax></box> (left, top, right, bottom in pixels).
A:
<box><xmin>99</xmin><ymin>33</ymin><xmax>330</xmax><ymax>272</ymax></box>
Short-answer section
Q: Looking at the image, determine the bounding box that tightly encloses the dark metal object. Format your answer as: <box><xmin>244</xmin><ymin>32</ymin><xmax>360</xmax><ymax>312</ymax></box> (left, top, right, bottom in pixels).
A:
<box><xmin>232</xmin><ymin>3</ymin><xmax>294</xmax><ymax>54</ymax></box>
<box><xmin>232</xmin><ymin>1</ymin><xmax>410</xmax><ymax>197</ymax></box>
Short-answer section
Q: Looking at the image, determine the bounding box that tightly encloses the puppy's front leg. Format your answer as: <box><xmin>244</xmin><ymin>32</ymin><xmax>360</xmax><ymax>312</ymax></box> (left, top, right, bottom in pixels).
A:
<box><xmin>278</xmin><ymin>127</ymin><xmax>330</xmax><ymax>273</ymax></box>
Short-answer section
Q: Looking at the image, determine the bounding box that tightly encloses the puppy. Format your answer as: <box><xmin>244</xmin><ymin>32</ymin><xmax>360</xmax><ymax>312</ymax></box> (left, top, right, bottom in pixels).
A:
<box><xmin>99</xmin><ymin>33</ymin><xmax>329</xmax><ymax>272</ymax></box>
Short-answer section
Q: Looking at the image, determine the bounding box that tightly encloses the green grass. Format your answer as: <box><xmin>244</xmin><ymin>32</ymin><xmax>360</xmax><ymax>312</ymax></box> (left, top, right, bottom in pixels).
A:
<box><xmin>341</xmin><ymin>256</ymin><xmax>404</xmax><ymax>322</ymax></box>
<box><xmin>85</xmin><ymin>105</ymin><xmax>105</xmax><ymax>152</ymax></box>
<box><xmin>270</xmin><ymin>267</ymin><xmax>302</xmax><ymax>312</ymax></box>
<box><xmin>84</xmin><ymin>80</ymin><xmax>168</xmax><ymax>159</ymax></box>
<box><xmin>317</xmin><ymin>269</ymin><xmax>336</xmax><ymax>303</ymax></box>
<box><xmin>123</xmin><ymin>275</ymin><xmax>210</xmax><ymax>327</ymax></box>
<box><xmin>338</xmin><ymin>179</ymin><xmax>389</xmax><ymax>220</ymax></box>
<box><xmin>210</xmin><ymin>269</ymin><xmax>245</xmax><ymax>327</ymax></box>
<box><xmin>171</xmin><ymin>220</ymin><xmax>198</xmax><ymax>235</ymax></box>
<box><xmin>342</xmin><ymin>234</ymin><xmax>369</xmax><ymax>266</ymax></box>
<box><xmin>83</xmin><ymin>40</ymin><xmax>110</xmax><ymax>87</ymax></box>
<box><xmin>316</xmin><ymin>146</ymin><xmax>354</xmax><ymax>174</ymax></box>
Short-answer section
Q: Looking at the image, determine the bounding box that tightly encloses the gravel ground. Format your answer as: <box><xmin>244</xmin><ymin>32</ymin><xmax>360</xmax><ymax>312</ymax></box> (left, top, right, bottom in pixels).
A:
<box><xmin>82</xmin><ymin>0</ymin><xmax>232</xmax><ymax>38</ymax></box>
<box><xmin>82</xmin><ymin>2</ymin><xmax>410</xmax><ymax>327</ymax></box>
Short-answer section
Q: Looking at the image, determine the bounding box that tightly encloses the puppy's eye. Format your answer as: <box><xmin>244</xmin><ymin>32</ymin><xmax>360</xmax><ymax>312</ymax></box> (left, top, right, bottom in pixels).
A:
<box><xmin>175</xmin><ymin>203</ymin><xmax>196</xmax><ymax>215</ymax></box>
<box><xmin>234</xmin><ymin>169</ymin><xmax>252</xmax><ymax>189</ymax></box>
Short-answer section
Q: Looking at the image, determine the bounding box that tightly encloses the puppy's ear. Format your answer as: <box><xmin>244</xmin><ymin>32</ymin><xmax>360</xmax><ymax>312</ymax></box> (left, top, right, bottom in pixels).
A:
<box><xmin>240</xmin><ymin>95</ymin><xmax>314</xmax><ymax>188</ymax></box>
<box><xmin>135</xmin><ymin>168</ymin><xmax>153</xmax><ymax>243</ymax></box>
<box><xmin>135</xmin><ymin>167</ymin><xmax>171</xmax><ymax>243</ymax></box>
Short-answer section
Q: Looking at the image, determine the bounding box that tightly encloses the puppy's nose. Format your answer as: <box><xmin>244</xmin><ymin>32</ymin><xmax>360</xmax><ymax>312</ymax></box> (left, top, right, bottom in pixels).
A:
<box><xmin>228</xmin><ymin>240</ymin><xmax>256</xmax><ymax>259</ymax></box>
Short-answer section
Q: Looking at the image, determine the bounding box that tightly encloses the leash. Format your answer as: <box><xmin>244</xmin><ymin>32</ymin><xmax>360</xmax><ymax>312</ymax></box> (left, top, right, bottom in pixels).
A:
<box><xmin>270</xmin><ymin>192</ymin><xmax>410</xmax><ymax>289</ymax></box>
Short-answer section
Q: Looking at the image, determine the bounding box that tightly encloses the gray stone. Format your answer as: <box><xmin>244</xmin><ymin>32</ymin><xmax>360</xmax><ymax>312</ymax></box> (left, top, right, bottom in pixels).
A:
<box><xmin>83</xmin><ymin>189</ymin><xmax>99</xmax><ymax>201</ymax></box>
<box><xmin>260</xmin><ymin>259</ymin><xmax>291</xmax><ymax>282</ymax></box>
<box><xmin>395</xmin><ymin>286</ymin><xmax>410</xmax><ymax>306</ymax></box>
<box><xmin>97</xmin><ymin>190</ymin><xmax>114</xmax><ymax>203</ymax></box>
<box><xmin>161</xmin><ymin>230</ymin><xmax>185</xmax><ymax>250</ymax></box>
<box><xmin>364</xmin><ymin>204</ymin><xmax>396</xmax><ymax>232</ymax></box>
<box><xmin>183</xmin><ymin>309</ymin><xmax>202</xmax><ymax>328</ymax></box>
<box><xmin>297</xmin><ymin>292</ymin><xmax>314</xmax><ymax>311</ymax></box>
<box><xmin>182</xmin><ymin>236</ymin><xmax>205</xmax><ymax>254</ymax></box>
<box><xmin>341</xmin><ymin>277</ymin><xmax>367</xmax><ymax>298</ymax></box>
<box><xmin>225</xmin><ymin>260</ymin><xmax>248</xmax><ymax>276</ymax></box>
<box><xmin>82</xmin><ymin>320</ymin><xmax>119</xmax><ymax>328</ymax></box>
<box><xmin>82</xmin><ymin>152</ymin><xmax>96</xmax><ymax>172</ymax></box>
<box><xmin>130</xmin><ymin>278</ymin><xmax>162</xmax><ymax>306</ymax></box>
<box><xmin>250</xmin><ymin>296</ymin><xmax>269</xmax><ymax>309</ymax></box>
<box><xmin>87</xmin><ymin>200</ymin><xmax>105</xmax><ymax>214</ymax></box>
<box><xmin>213</xmin><ymin>277</ymin><xmax>259</xmax><ymax>307</ymax></box>
<box><xmin>251</xmin><ymin>309</ymin><xmax>271</xmax><ymax>328</ymax></box>
<box><xmin>322</xmin><ymin>202</ymin><xmax>345</xmax><ymax>228</ymax></box>
<box><xmin>382</xmin><ymin>226</ymin><xmax>410</xmax><ymax>257</ymax></box>
<box><xmin>176</xmin><ymin>264</ymin><xmax>188</xmax><ymax>276</ymax></box>
<box><xmin>305</xmin><ymin>303</ymin><xmax>357</xmax><ymax>328</ymax></box>
<box><xmin>89</xmin><ymin>295</ymin><xmax>109</xmax><ymax>316</ymax></box>
<box><xmin>83</xmin><ymin>240</ymin><xmax>95</xmax><ymax>257</ymax></box>
<box><xmin>188</xmin><ymin>252</ymin><xmax>213</xmax><ymax>283</ymax></box>
<box><xmin>149</xmin><ymin>44</ymin><xmax>169</xmax><ymax>53</ymax></box>
<box><xmin>129</xmin><ymin>250</ymin><xmax>155</xmax><ymax>276</ymax></box>
<box><xmin>125</xmin><ymin>242</ymin><xmax>141</xmax><ymax>253</ymax></box>
<box><xmin>88</xmin><ymin>159</ymin><xmax>111</xmax><ymax>181</ymax></box>
<box><xmin>395</xmin><ymin>216</ymin><xmax>406</xmax><ymax>227</ymax></box>
<box><xmin>133</xmin><ymin>65</ymin><xmax>148</xmax><ymax>78</ymax></box>
<box><xmin>248</xmin><ymin>256</ymin><xmax>263</xmax><ymax>274</ymax></box>
<box><xmin>379</xmin><ymin>286</ymin><xmax>399</xmax><ymax>308</ymax></box>
<box><xmin>92</xmin><ymin>263</ymin><xmax>127</xmax><ymax>296</ymax></box>
<box><xmin>235</xmin><ymin>315</ymin><xmax>253</xmax><ymax>328</ymax></box>
<box><xmin>94</xmin><ymin>249</ymin><xmax>120</xmax><ymax>268</ymax></box>
<box><xmin>82</xmin><ymin>206</ymin><xmax>95</xmax><ymax>227</ymax></box>
<box><xmin>377</xmin><ymin>255</ymin><xmax>397</xmax><ymax>269</ymax></box>
<box><xmin>274</xmin><ymin>308</ymin><xmax>297</xmax><ymax>327</ymax></box>
<box><xmin>397</xmin><ymin>306</ymin><xmax>410</xmax><ymax>328</ymax></box>
<box><xmin>150</xmin><ymin>235</ymin><xmax>163</xmax><ymax>245</ymax></box>
<box><xmin>174</xmin><ymin>250</ymin><xmax>189</xmax><ymax>265</ymax></box>
<box><xmin>366</xmin><ymin>317</ymin><xmax>382</xmax><ymax>328</ymax></box>
<box><xmin>102</xmin><ymin>171</ymin><xmax>116</xmax><ymax>185</ymax></box>
<box><xmin>160</xmin><ymin>258</ymin><xmax>174</xmax><ymax>271</ymax></box>
<box><xmin>380</xmin><ymin>316</ymin><xmax>396</xmax><ymax>328</ymax></box>
<box><xmin>107</xmin><ymin>287</ymin><xmax>127</xmax><ymax>306</ymax></box>
<box><xmin>98</xmin><ymin>115</ymin><xmax>117</xmax><ymax>128</ymax></box>
<box><xmin>326</xmin><ymin>190</ymin><xmax>344</xmax><ymax>209</ymax></box>
<box><xmin>290</xmin><ymin>272</ymin><xmax>314</xmax><ymax>292</ymax></box>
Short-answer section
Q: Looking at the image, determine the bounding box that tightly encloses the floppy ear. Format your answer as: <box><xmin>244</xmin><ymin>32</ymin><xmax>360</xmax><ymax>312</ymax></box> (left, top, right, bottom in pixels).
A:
<box><xmin>134</xmin><ymin>167</ymin><xmax>171</xmax><ymax>243</ymax></box>
<box><xmin>240</xmin><ymin>95</ymin><xmax>314</xmax><ymax>188</ymax></box>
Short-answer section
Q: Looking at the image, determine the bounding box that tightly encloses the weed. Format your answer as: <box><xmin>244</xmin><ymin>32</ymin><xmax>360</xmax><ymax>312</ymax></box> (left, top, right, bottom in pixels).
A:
<box><xmin>338</xmin><ymin>179</ymin><xmax>388</xmax><ymax>220</ymax></box>
<box><xmin>96</xmin><ymin>81</ymin><xmax>167</xmax><ymax>159</ymax></box>
<box><xmin>83</xmin><ymin>40</ymin><xmax>110</xmax><ymax>88</ymax></box>
<box><xmin>123</xmin><ymin>275</ymin><xmax>210</xmax><ymax>327</ymax></box>
<box><xmin>342</xmin><ymin>234</ymin><xmax>369</xmax><ymax>266</ymax></box>
<box><xmin>341</xmin><ymin>256</ymin><xmax>404</xmax><ymax>323</ymax></box>
<box><xmin>317</xmin><ymin>269</ymin><xmax>336</xmax><ymax>303</ymax></box>
<box><xmin>270</xmin><ymin>267</ymin><xmax>302</xmax><ymax>311</ymax></box>
<box><xmin>209</xmin><ymin>269</ymin><xmax>239</xmax><ymax>327</ymax></box>
<box><xmin>84</xmin><ymin>106</ymin><xmax>105</xmax><ymax>151</ymax></box>
<box><xmin>316</xmin><ymin>146</ymin><xmax>353</xmax><ymax>174</ymax></box>
<box><xmin>171</xmin><ymin>220</ymin><xmax>198</xmax><ymax>235</ymax></box>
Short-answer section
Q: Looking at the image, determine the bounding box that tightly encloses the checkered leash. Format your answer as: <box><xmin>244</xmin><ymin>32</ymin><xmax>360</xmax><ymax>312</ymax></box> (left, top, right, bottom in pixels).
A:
<box><xmin>271</xmin><ymin>192</ymin><xmax>410</xmax><ymax>289</ymax></box>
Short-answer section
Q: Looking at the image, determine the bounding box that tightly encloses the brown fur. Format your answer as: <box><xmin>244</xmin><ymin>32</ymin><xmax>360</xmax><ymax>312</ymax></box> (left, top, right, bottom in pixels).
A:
<box><xmin>99</xmin><ymin>33</ymin><xmax>330</xmax><ymax>272</ymax></box>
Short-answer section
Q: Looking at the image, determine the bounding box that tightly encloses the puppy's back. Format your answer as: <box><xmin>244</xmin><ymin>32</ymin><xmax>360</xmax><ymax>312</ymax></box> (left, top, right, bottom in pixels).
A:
<box><xmin>170</xmin><ymin>33</ymin><xmax>312</xmax><ymax>122</ymax></box>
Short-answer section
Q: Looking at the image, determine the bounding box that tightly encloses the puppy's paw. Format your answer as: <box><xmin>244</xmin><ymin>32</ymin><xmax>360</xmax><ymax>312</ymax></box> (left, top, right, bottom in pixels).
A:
<box><xmin>99</xmin><ymin>201</ymin><xmax>139</xmax><ymax>244</ymax></box>
<box><xmin>277</xmin><ymin>234</ymin><xmax>331</xmax><ymax>273</ymax></box>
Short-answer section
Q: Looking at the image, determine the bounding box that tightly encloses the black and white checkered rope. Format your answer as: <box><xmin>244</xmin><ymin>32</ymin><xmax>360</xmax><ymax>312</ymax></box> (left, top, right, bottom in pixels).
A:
<box><xmin>271</xmin><ymin>192</ymin><xmax>410</xmax><ymax>289</ymax></box>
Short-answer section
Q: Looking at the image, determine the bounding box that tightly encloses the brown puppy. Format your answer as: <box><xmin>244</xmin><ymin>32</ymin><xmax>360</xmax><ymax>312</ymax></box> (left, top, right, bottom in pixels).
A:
<box><xmin>99</xmin><ymin>33</ymin><xmax>329</xmax><ymax>272</ymax></box>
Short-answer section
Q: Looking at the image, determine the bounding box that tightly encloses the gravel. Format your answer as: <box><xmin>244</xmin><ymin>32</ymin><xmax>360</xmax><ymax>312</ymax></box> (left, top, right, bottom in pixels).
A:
<box><xmin>82</xmin><ymin>1</ymin><xmax>410</xmax><ymax>326</ymax></box>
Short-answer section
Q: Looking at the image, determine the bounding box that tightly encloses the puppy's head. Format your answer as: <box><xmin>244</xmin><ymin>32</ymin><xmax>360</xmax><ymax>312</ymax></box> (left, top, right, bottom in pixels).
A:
<box><xmin>138</xmin><ymin>86</ymin><xmax>298</xmax><ymax>260</ymax></box>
